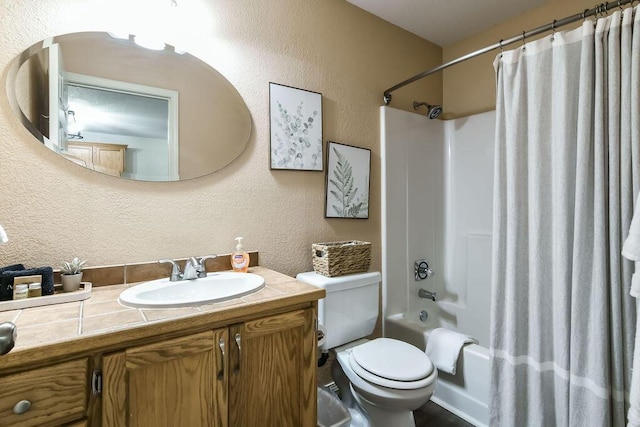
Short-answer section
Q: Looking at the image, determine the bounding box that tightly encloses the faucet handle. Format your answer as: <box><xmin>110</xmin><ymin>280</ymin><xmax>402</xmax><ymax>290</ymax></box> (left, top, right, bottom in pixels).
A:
<box><xmin>195</xmin><ymin>255</ymin><xmax>218</xmax><ymax>278</ymax></box>
<box><xmin>159</xmin><ymin>259</ymin><xmax>182</xmax><ymax>282</ymax></box>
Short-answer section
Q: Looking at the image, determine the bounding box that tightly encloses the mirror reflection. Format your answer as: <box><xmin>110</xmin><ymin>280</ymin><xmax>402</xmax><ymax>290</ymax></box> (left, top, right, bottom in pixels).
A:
<box><xmin>11</xmin><ymin>31</ymin><xmax>252</xmax><ymax>181</ymax></box>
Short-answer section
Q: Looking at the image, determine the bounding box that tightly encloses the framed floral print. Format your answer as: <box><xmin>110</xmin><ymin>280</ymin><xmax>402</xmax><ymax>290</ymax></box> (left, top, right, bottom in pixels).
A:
<box><xmin>269</xmin><ymin>82</ymin><xmax>323</xmax><ymax>171</ymax></box>
<box><xmin>325</xmin><ymin>141</ymin><xmax>370</xmax><ymax>219</ymax></box>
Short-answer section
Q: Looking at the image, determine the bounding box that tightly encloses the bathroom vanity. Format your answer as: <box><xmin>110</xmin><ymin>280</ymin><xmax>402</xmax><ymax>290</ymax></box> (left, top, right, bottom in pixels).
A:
<box><xmin>0</xmin><ymin>266</ymin><xmax>324</xmax><ymax>427</ymax></box>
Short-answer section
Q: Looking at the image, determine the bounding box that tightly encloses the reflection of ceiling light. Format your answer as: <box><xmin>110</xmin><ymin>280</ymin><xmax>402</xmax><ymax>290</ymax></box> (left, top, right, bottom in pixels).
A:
<box><xmin>0</xmin><ymin>224</ymin><xmax>7</xmax><ymax>244</ymax></box>
<box><xmin>108</xmin><ymin>32</ymin><xmax>130</xmax><ymax>40</ymax></box>
<box><xmin>134</xmin><ymin>35</ymin><xmax>166</xmax><ymax>50</ymax></box>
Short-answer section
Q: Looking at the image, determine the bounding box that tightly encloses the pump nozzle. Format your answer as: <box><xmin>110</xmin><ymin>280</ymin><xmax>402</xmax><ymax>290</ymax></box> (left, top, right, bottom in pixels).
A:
<box><xmin>235</xmin><ymin>236</ymin><xmax>244</xmax><ymax>251</ymax></box>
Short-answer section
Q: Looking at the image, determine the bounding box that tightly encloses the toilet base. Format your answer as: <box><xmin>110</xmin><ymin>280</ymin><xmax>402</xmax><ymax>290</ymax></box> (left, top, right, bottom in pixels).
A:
<box><xmin>352</xmin><ymin>384</ymin><xmax>416</xmax><ymax>427</ymax></box>
<box><xmin>331</xmin><ymin>358</ymin><xmax>419</xmax><ymax>427</ymax></box>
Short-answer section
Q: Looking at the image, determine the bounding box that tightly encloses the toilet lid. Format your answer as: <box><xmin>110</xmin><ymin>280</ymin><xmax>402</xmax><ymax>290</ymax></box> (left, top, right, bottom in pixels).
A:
<box><xmin>349</xmin><ymin>338</ymin><xmax>434</xmax><ymax>390</ymax></box>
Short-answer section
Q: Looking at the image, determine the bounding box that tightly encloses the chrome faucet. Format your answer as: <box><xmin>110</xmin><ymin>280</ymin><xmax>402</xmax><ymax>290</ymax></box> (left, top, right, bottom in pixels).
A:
<box><xmin>418</xmin><ymin>289</ymin><xmax>437</xmax><ymax>301</ymax></box>
<box><xmin>159</xmin><ymin>255</ymin><xmax>218</xmax><ymax>281</ymax></box>
<box><xmin>182</xmin><ymin>258</ymin><xmax>200</xmax><ymax>280</ymax></box>
<box><xmin>159</xmin><ymin>259</ymin><xmax>183</xmax><ymax>281</ymax></box>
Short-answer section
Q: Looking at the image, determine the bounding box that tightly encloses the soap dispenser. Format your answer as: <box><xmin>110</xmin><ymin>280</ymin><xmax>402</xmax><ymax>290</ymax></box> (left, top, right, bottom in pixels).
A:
<box><xmin>231</xmin><ymin>237</ymin><xmax>249</xmax><ymax>273</ymax></box>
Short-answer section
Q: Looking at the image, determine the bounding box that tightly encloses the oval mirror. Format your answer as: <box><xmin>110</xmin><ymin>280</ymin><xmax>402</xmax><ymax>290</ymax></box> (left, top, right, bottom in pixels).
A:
<box><xmin>9</xmin><ymin>31</ymin><xmax>251</xmax><ymax>181</ymax></box>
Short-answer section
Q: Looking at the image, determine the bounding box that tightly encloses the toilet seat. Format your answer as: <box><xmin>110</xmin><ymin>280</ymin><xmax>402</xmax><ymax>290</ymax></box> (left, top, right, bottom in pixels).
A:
<box><xmin>348</xmin><ymin>338</ymin><xmax>434</xmax><ymax>390</ymax></box>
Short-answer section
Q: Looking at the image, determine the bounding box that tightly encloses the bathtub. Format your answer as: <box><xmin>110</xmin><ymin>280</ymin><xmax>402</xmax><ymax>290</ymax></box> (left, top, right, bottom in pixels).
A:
<box><xmin>385</xmin><ymin>311</ymin><xmax>490</xmax><ymax>427</ymax></box>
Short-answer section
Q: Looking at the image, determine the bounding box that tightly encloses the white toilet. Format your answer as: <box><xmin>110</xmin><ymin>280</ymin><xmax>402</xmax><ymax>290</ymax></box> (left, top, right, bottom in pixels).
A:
<box><xmin>296</xmin><ymin>271</ymin><xmax>437</xmax><ymax>427</ymax></box>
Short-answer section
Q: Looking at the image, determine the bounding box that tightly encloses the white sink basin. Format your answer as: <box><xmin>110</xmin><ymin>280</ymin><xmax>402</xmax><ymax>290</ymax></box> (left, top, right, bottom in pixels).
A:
<box><xmin>118</xmin><ymin>272</ymin><xmax>265</xmax><ymax>309</ymax></box>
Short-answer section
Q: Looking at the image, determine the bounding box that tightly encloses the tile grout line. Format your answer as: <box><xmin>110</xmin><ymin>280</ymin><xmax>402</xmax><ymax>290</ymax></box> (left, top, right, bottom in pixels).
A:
<box><xmin>78</xmin><ymin>301</ymin><xmax>84</xmax><ymax>335</ymax></box>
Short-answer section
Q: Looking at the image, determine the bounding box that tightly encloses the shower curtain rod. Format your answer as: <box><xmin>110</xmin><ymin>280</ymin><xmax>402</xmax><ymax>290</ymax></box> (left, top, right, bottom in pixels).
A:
<box><xmin>382</xmin><ymin>0</ymin><xmax>636</xmax><ymax>105</ymax></box>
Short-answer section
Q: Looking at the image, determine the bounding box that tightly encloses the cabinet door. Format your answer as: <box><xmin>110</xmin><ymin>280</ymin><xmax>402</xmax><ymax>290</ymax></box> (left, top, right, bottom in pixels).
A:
<box><xmin>66</xmin><ymin>143</ymin><xmax>93</xmax><ymax>166</ymax></box>
<box><xmin>92</xmin><ymin>145</ymin><xmax>125</xmax><ymax>173</ymax></box>
<box><xmin>102</xmin><ymin>329</ymin><xmax>228</xmax><ymax>427</ymax></box>
<box><xmin>229</xmin><ymin>309</ymin><xmax>316</xmax><ymax>427</ymax></box>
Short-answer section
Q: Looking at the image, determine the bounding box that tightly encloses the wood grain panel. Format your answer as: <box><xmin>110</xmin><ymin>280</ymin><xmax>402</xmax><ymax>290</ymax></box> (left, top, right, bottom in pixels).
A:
<box><xmin>128</xmin><ymin>350</ymin><xmax>214</xmax><ymax>426</ymax></box>
<box><xmin>229</xmin><ymin>308</ymin><xmax>315</xmax><ymax>427</ymax></box>
<box><xmin>212</xmin><ymin>328</ymin><xmax>229</xmax><ymax>427</ymax></box>
<box><xmin>301</xmin><ymin>307</ymin><xmax>317</xmax><ymax>426</ymax></box>
<box><xmin>102</xmin><ymin>352</ymin><xmax>127</xmax><ymax>427</ymax></box>
<box><xmin>241</xmin><ymin>309</ymin><xmax>307</xmax><ymax>338</ymax></box>
<box><xmin>63</xmin><ymin>420</ymin><xmax>88</xmax><ymax>427</ymax></box>
<box><xmin>104</xmin><ymin>330</ymin><xmax>227</xmax><ymax>427</ymax></box>
<box><xmin>0</xmin><ymin>359</ymin><xmax>88</xmax><ymax>427</ymax></box>
<box><xmin>125</xmin><ymin>330</ymin><xmax>215</xmax><ymax>369</ymax></box>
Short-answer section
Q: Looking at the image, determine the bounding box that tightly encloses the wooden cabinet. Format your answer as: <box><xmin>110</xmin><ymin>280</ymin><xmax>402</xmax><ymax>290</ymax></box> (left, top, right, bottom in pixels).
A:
<box><xmin>229</xmin><ymin>309</ymin><xmax>316</xmax><ymax>426</ymax></box>
<box><xmin>66</xmin><ymin>142</ymin><xmax>127</xmax><ymax>176</ymax></box>
<box><xmin>102</xmin><ymin>329</ymin><xmax>228</xmax><ymax>427</ymax></box>
<box><xmin>102</xmin><ymin>309</ymin><xmax>316</xmax><ymax>427</ymax></box>
<box><xmin>0</xmin><ymin>358</ymin><xmax>89</xmax><ymax>427</ymax></box>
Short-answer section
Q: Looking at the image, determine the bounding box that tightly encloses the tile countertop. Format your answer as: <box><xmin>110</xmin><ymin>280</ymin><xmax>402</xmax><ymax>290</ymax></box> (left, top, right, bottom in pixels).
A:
<box><xmin>0</xmin><ymin>267</ymin><xmax>325</xmax><ymax>371</ymax></box>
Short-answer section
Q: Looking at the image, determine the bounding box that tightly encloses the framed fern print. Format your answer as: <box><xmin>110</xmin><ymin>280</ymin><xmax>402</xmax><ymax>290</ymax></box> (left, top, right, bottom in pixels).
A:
<box><xmin>269</xmin><ymin>82</ymin><xmax>323</xmax><ymax>171</ymax></box>
<box><xmin>325</xmin><ymin>141</ymin><xmax>370</xmax><ymax>219</ymax></box>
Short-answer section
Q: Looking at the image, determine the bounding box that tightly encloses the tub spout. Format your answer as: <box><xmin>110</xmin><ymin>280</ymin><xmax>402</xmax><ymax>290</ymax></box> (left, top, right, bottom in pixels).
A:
<box><xmin>418</xmin><ymin>289</ymin><xmax>437</xmax><ymax>301</ymax></box>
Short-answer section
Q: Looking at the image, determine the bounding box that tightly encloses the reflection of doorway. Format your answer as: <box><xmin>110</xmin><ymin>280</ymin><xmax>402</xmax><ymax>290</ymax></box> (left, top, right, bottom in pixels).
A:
<box><xmin>65</xmin><ymin>72</ymin><xmax>179</xmax><ymax>181</ymax></box>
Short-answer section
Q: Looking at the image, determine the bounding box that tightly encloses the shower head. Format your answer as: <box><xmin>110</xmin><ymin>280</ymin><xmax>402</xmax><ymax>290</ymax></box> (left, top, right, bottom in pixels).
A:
<box><xmin>413</xmin><ymin>101</ymin><xmax>443</xmax><ymax>120</ymax></box>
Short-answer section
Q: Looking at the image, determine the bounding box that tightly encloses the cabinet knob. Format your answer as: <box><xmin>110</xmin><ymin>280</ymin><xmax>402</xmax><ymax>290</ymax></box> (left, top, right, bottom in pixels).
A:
<box><xmin>0</xmin><ymin>322</ymin><xmax>17</xmax><ymax>355</ymax></box>
<box><xmin>13</xmin><ymin>400</ymin><xmax>31</xmax><ymax>415</ymax></box>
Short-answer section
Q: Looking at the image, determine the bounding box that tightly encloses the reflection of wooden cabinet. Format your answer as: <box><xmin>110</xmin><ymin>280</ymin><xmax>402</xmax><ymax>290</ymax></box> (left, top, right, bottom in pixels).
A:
<box><xmin>102</xmin><ymin>309</ymin><xmax>316</xmax><ymax>427</ymax></box>
<box><xmin>0</xmin><ymin>358</ymin><xmax>89</xmax><ymax>426</ymax></box>
<box><xmin>67</xmin><ymin>142</ymin><xmax>127</xmax><ymax>176</ymax></box>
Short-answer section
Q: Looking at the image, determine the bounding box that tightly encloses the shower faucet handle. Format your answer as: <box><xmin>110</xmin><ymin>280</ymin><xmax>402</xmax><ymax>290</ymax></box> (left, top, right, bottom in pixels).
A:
<box><xmin>414</xmin><ymin>259</ymin><xmax>433</xmax><ymax>281</ymax></box>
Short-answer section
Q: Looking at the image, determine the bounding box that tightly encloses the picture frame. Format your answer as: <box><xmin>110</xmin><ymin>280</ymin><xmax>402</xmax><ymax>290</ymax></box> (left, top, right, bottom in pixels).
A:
<box><xmin>269</xmin><ymin>82</ymin><xmax>323</xmax><ymax>171</ymax></box>
<box><xmin>325</xmin><ymin>141</ymin><xmax>371</xmax><ymax>219</ymax></box>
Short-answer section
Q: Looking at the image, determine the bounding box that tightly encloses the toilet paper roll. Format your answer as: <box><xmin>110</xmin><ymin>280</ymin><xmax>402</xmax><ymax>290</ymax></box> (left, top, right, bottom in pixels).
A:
<box><xmin>317</xmin><ymin>324</ymin><xmax>327</xmax><ymax>348</ymax></box>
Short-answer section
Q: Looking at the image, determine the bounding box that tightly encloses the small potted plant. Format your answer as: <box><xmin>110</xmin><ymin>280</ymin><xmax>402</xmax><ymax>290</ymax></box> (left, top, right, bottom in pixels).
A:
<box><xmin>60</xmin><ymin>257</ymin><xmax>86</xmax><ymax>292</ymax></box>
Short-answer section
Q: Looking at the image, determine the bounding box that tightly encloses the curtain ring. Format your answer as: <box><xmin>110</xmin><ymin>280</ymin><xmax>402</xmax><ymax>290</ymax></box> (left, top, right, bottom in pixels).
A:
<box><xmin>618</xmin><ymin>0</ymin><xmax>623</xmax><ymax>10</ymax></box>
<box><xmin>522</xmin><ymin>31</ymin><xmax>526</xmax><ymax>50</ymax></box>
<box><xmin>582</xmin><ymin>8</ymin><xmax>589</xmax><ymax>21</ymax></box>
<box><xmin>499</xmin><ymin>39</ymin><xmax>504</xmax><ymax>58</ymax></box>
<box><xmin>551</xmin><ymin>19</ymin><xmax>557</xmax><ymax>42</ymax></box>
<box><xmin>593</xmin><ymin>4</ymin><xmax>601</xmax><ymax>22</ymax></box>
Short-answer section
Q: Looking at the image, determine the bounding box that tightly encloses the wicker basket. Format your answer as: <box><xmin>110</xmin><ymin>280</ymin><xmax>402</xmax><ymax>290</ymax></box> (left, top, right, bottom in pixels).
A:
<box><xmin>312</xmin><ymin>241</ymin><xmax>371</xmax><ymax>277</ymax></box>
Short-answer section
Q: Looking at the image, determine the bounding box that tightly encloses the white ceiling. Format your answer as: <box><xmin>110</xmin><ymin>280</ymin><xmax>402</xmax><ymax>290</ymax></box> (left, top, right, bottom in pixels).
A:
<box><xmin>346</xmin><ymin>0</ymin><xmax>547</xmax><ymax>47</ymax></box>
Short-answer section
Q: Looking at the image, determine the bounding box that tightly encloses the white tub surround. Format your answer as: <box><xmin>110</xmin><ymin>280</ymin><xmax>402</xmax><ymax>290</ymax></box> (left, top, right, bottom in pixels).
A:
<box><xmin>386</xmin><ymin>313</ymin><xmax>489</xmax><ymax>427</ymax></box>
<box><xmin>381</xmin><ymin>107</ymin><xmax>495</xmax><ymax>426</ymax></box>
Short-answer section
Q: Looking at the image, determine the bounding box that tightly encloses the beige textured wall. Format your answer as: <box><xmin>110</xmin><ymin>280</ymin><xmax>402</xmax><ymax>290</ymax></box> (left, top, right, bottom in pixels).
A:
<box><xmin>0</xmin><ymin>0</ymin><xmax>441</xmax><ymax>277</ymax></box>
<box><xmin>442</xmin><ymin>0</ymin><xmax>603</xmax><ymax>118</ymax></box>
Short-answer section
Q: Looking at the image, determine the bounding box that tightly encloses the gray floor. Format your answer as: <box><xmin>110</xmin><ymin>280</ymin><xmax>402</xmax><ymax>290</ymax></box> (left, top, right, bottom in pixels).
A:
<box><xmin>318</xmin><ymin>351</ymin><xmax>473</xmax><ymax>427</ymax></box>
<box><xmin>414</xmin><ymin>401</ymin><xmax>474</xmax><ymax>427</ymax></box>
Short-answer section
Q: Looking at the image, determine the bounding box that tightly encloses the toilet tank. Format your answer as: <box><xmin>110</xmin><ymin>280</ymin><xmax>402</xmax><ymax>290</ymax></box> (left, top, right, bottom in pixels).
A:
<box><xmin>296</xmin><ymin>271</ymin><xmax>381</xmax><ymax>350</ymax></box>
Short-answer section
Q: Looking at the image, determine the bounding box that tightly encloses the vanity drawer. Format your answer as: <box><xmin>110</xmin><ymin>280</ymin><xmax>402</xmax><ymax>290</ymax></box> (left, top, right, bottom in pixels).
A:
<box><xmin>0</xmin><ymin>358</ymin><xmax>88</xmax><ymax>427</ymax></box>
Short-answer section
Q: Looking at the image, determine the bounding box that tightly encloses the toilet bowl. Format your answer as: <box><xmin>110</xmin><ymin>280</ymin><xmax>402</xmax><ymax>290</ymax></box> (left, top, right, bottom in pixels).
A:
<box><xmin>333</xmin><ymin>338</ymin><xmax>437</xmax><ymax>427</ymax></box>
<box><xmin>295</xmin><ymin>271</ymin><xmax>437</xmax><ymax>427</ymax></box>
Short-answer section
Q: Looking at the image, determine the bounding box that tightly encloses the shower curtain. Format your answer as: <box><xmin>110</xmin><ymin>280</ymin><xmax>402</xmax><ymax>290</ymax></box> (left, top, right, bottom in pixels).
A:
<box><xmin>490</xmin><ymin>8</ymin><xmax>639</xmax><ymax>427</ymax></box>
